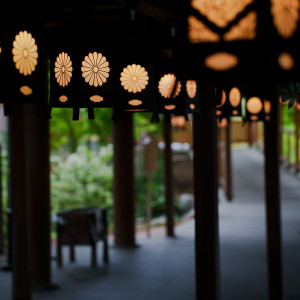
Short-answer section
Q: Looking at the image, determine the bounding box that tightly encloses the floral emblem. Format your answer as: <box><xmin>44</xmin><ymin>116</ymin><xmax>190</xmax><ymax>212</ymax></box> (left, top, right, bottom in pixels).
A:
<box><xmin>81</xmin><ymin>52</ymin><xmax>110</xmax><ymax>87</ymax></box>
<box><xmin>186</xmin><ymin>80</ymin><xmax>197</xmax><ymax>99</ymax></box>
<box><xmin>158</xmin><ymin>74</ymin><xmax>181</xmax><ymax>99</ymax></box>
<box><xmin>55</xmin><ymin>52</ymin><xmax>73</xmax><ymax>87</ymax></box>
<box><xmin>120</xmin><ymin>64</ymin><xmax>149</xmax><ymax>93</ymax></box>
<box><xmin>271</xmin><ymin>0</ymin><xmax>299</xmax><ymax>38</ymax></box>
<box><xmin>12</xmin><ymin>31</ymin><xmax>38</xmax><ymax>76</ymax></box>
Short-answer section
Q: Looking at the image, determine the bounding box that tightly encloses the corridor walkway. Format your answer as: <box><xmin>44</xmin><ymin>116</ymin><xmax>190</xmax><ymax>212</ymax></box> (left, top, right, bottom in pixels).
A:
<box><xmin>0</xmin><ymin>147</ymin><xmax>300</xmax><ymax>299</ymax></box>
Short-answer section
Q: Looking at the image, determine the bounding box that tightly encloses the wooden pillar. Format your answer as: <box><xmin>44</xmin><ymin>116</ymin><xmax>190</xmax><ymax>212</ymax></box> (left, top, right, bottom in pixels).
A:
<box><xmin>0</xmin><ymin>145</ymin><xmax>3</xmax><ymax>254</ymax></box>
<box><xmin>113</xmin><ymin>113</ymin><xmax>136</xmax><ymax>247</ymax></box>
<box><xmin>294</xmin><ymin>110</ymin><xmax>299</xmax><ymax>173</ymax></box>
<box><xmin>264</xmin><ymin>97</ymin><xmax>283</xmax><ymax>300</ymax></box>
<box><xmin>10</xmin><ymin>105</ymin><xmax>32</xmax><ymax>300</ymax></box>
<box><xmin>163</xmin><ymin>115</ymin><xmax>174</xmax><ymax>237</ymax></box>
<box><xmin>23</xmin><ymin>104</ymin><xmax>52</xmax><ymax>289</ymax></box>
<box><xmin>193</xmin><ymin>88</ymin><xmax>220</xmax><ymax>300</ymax></box>
<box><xmin>225</xmin><ymin>124</ymin><xmax>232</xmax><ymax>201</ymax></box>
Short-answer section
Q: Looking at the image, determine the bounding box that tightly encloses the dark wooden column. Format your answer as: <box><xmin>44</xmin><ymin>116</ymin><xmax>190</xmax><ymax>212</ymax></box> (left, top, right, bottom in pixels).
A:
<box><xmin>113</xmin><ymin>113</ymin><xmax>136</xmax><ymax>247</ymax></box>
<box><xmin>23</xmin><ymin>104</ymin><xmax>52</xmax><ymax>289</ymax></box>
<box><xmin>294</xmin><ymin>110</ymin><xmax>299</xmax><ymax>173</ymax></box>
<box><xmin>10</xmin><ymin>105</ymin><xmax>32</xmax><ymax>300</ymax></box>
<box><xmin>0</xmin><ymin>145</ymin><xmax>3</xmax><ymax>254</ymax></box>
<box><xmin>225</xmin><ymin>124</ymin><xmax>232</xmax><ymax>201</ymax></box>
<box><xmin>163</xmin><ymin>115</ymin><xmax>174</xmax><ymax>237</ymax></box>
<box><xmin>264</xmin><ymin>97</ymin><xmax>283</xmax><ymax>300</ymax></box>
<box><xmin>193</xmin><ymin>88</ymin><xmax>220</xmax><ymax>300</ymax></box>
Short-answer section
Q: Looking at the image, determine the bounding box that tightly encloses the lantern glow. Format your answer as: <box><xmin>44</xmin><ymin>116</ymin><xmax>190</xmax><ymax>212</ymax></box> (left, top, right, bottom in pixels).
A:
<box><xmin>278</xmin><ymin>52</ymin><xmax>294</xmax><ymax>70</ymax></box>
<box><xmin>158</xmin><ymin>74</ymin><xmax>181</xmax><ymax>99</ymax></box>
<box><xmin>120</xmin><ymin>64</ymin><xmax>148</xmax><ymax>93</ymax></box>
<box><xmin>90</xmin><ymin>95</ymin><xmax>104</xmax><ymax>103</ymax></box>
<box><xmin>204</xmin><ymin>52</ymin><xmax>239</xmax><ymax>71</ymax></box>
<box><xmin>55</xmin><ymin>52</ymin><xmax>73</xmax><ymax>87</ymax></box>
<box><xmin>229</xmin><ymin>87</ymin><xmax>241</xmax><ymax>107</ymax></box>
<box><xmin>81</xmin><ymin>52</ymin><xmax>110</xmax><ymax>87</ymax></box>
<box><xmin>271</xmin><ymin>0</ymin><xmax>300</xmax><ymax>39</ymax></box>
<box><xmin>12</xmin><ymin>30</ymin><xmax>38</xmax><ymax>76</ymax></box>
<box><xmin>20</xmin><ymin>86</ymin><xmax>32</xmax><ymax>96</ymax></box>
<box><xmin>247</xmin><ymin>97</ymin><xmax>263</xmax><ymax>114</ymax></box>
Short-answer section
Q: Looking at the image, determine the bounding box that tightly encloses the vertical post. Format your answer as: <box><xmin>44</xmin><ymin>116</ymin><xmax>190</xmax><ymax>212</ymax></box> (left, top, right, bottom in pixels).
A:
<box><xmin>10</xmin><ymin>105</ymin><xmax>32</xmax><ymax>300</ymax></box>
<box><xmin>23</xmin><ymin>104</ymin><xmax>52</xmax><ymax>289</ymax></box>
<box><xmin>163</xmin><ymin>115</ymin><xmax>174</xmax><ymax>237</ymax></box>
<box><xmin>0</xmin><ymin>145</ymin><xmax>3</xmax><ymax>254</ymax></box>
<box><xmin>294</xmin><ymin>110</ymin><xmax>299</xmax><ymax>173</ymax></box>
<box><xmin>113</xmin><ymin>113</ymin><xmax>136</xmax><ymax>247</ymax></box>
<box><xmin>225</xmin><ymin>124</ymin><xmax>232</xmax><ymax>201</ymax></box>
<box><xmin>264</xmin><ymin>96</ymin><xmax>283</xmax><ymax>300</ymax></box>
<box><xmin>193</xmin><ymin>88</ymin><xmax>220</xmax><ymax>300</ymax></box>
<box><xmin>278</xmin><ymin>104</ymin><xmax>283</xmax><ymax>163</ymax></box>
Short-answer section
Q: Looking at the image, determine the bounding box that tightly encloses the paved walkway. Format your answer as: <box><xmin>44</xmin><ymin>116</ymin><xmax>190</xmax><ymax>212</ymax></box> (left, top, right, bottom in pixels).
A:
<box><xmin>1</xmin><ymin>147</ymin><xmax>300</xmax><ymax>299</ymax></box>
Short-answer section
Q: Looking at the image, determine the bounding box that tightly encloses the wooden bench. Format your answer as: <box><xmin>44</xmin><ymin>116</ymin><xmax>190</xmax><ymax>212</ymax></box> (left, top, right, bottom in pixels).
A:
<box><xmin>56</xmin><ymin>207</ymin><xmax>109</xmax><ymax>268</ymax></box>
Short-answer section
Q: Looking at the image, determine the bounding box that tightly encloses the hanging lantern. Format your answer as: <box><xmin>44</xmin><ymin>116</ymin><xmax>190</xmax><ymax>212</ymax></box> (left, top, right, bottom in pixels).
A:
<box><xmin>185</xmin><ymin>79</ymin><xmax>202</xmax><ymax>116</ymax></box>
<box><xmin>184</xmin><ymin>0</ymin><xmax>300</xmax><ymax>87</ymax></box>
<box><xmin>267</xmin><ymin>0</ymin><xmax>300</xmax><ymax>84</ymax></box>
<box><xmin>264</xmin><ymin>99</ymin><xmax>272</xmax><ymax>121</ymax></box>
<box><xmin>215</xmin><ymin>85</ymin><xmax>243</xmax><ymax>121</ymax></box>
<box><xmin>243</xmin><ymin>85</ymin><xmax>267</xmax><ymax>122</ymax></box>
<box><xmin>0</xmin><ymin>2</ymin><xmax>44</xmax><ymax>115</ymax></box>
<box><xmin>185</xmin><ymin>0</ymin><xmax>265</xmax><ymax>86</ymax></box>
<box><xmin>112</xmin><ymin>29</ymin><xmax>163</xmax><ymax>122</ymax></box>
<box><xmin>171</xmin><ymin>115</ymin><xmax>186</xmax><ymax>129</ymax></box>
<box><xmin>46</xmin><ymin>18</ymin><xmax>118</xmax><ymax>120</ymax></box>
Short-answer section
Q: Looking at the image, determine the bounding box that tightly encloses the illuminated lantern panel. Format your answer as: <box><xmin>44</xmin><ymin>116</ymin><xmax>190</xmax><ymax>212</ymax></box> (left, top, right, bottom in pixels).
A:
<box><xmin>278</xmin><ymin>52</ymin><xmax>295</xmax><ymax>70</ymax></box>
<box><xmin>171</xmin><ymin>116</ymin><xmax>186</xmax><ymax>128</ymax></box>
<box><xmin>55</xmin><ymin>52</ymin><xmax>73</xmax><ymax>87</ymax></box>
<box><xmin>229</xmin><ymin>87</ymin><xmax>241</xmax><ymax>107</ymax></box>
<box><xmin>186</xmin><ymin>80</ymin><xmax>197</xmax><ymax>99</ymax></box>
<box><xmin>247</xmin><ymin>97</ymin><xmax>263</xmax><ymax>114</ymax></box>
<box><xmin>158</xmin><ymin>74</ymin><xmax>181</xmax><ymax>99</ymax></box>
<box><xmin>81</xmin><ymin>52</ymin><xmax>110</xmax><ymax>87</ymax></box>
<box><xmin>217</xmin><ymin>118</ymin><xmax>228</xmax><ymax>128</ymax></box>
<box><xmin>204</xmin><ymin>52</ymin><xmax>239</xmax><ymax>71</ymax></box>
<box><xmin>187</xmin><ymin>16</ymin><xmax>220</xmax><ymax>43</ymax></box>
<box><xmin>59</xmin><ymin>95</ymin><xmax>68</xmax><ymax>103</ymax></box>
<box><xmin>188</xmin><ymin>0</ymin><xmax>257</xmax><ymax>43</ymax></box>
<box><xmin>120</xmin><ymin>64</ymin><xmax>148</xmax><ymax>93</ymax></box>
<box><xmin>20</xmin><ymin>86</ymin><xmax>32</xmax><ymax>96</ymax></box>
<box><xmin>264</xmin><ymin>99</ymin><xmax>272</xmax><ymax>120</ymax></box>
<box><xmin>190</xmin><ymin>0</ymin><xmax>254</xmax><ymax>28</ymax></box>
<box><xmin>164</xmin><ymin>104</ymin><xmax>176</xmax><ymax>110</ymax></box>
<box><xmin>12</xmin><ymin>30</ymin><xmax>38</xmax><ymax>76</ymax></box>
<box><xmin>216</xmin><ymin>90</ymin><xmax>226</xmax><ymax>108</ymax></box>
<box><xmin>223</xmin><ymin>11</ymin><xmax>257</xmax><ymax>41</ymax></box>
<box><xmin>190</xmin><ymin>103</ymin><xmax>196</xmax><ymax>110</ymax></box>
<box><xmin>264</xmin><ymin>100</ymin><xmax>272</xmax><ymax>114</ymax></box>
<box><xmin>90</xmin><ymin>95</ymin><xmax>104</xmax><ymax>103</ymax></box>
<box><xmin>128</xmin><ymin>99</ymin><xmax>142</xmax><ymax>106</ymax></box>
<box><xmin>271</xmin><ymin>0</ymin><xmax>300</xmax><ymax>39</ymax></box>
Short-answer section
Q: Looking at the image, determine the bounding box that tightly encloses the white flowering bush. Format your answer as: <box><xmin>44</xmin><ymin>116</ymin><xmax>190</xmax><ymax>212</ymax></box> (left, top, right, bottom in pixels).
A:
<box><xmin>50</xmin><ymin>144</ymin><xmax>113</xmax><ymax>217</ymax></box>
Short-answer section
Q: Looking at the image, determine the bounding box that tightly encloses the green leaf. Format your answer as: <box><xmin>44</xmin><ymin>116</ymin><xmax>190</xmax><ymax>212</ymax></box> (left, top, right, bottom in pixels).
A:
<box><xmin>288</xmin><ymin>97</ymin><xmax>295</xmax><ymax>109</ymax></box>
<box><xmin>288</xmin><ymin>82</ymin><xmax>295</xmax><ymax>93</ymax></box>
<box><xmin>281</xmin><ymin>95</ymin><xmax>290</xmax><ymax>102</ymax></box>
